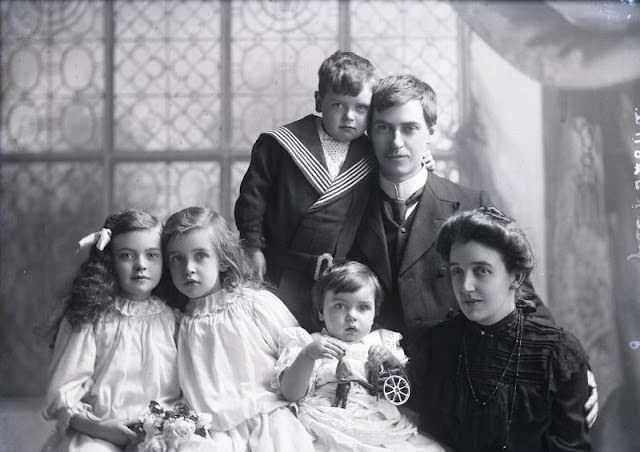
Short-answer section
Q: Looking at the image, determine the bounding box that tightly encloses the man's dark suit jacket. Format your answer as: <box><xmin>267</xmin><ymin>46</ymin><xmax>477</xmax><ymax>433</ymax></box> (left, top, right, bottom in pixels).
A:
<box><xmin>350</xmin><ymin>173</ymin><xmax>491</xmax><ymax>338</ymax></box>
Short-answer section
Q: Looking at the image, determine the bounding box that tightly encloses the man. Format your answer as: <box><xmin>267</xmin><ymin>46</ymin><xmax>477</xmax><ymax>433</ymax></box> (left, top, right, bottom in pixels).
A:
<box><xmin>349</xmin><ymin>73</ymin><xmax>598</xmax><ymax>428</ymax></box>
<box><xmin>350</xmin><ymin>74</ymin><xmax>491</xmax><ymax>338</ymax></box>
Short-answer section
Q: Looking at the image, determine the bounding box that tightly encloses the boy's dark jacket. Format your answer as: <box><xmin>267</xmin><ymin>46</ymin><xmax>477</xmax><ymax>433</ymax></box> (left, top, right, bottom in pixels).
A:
<box><xmin>235</xmin><ymin>114</ymin><xmax>376</xmax><ymax>328</ymax></box>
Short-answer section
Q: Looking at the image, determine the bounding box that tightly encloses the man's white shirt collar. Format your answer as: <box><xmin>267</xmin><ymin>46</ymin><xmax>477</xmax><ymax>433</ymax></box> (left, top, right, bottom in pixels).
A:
<box><xmin>379</xmin><ymin>167</ymin><xmax>429</xmax><ymax>200</ymax></box>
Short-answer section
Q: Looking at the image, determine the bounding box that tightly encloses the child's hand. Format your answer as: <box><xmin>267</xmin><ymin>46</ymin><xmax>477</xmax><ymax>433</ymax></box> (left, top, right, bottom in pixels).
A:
<box><xmin>422</xmin><ymin>150</ymin><xmax>436</xmax><ymax>171</ymax></box>
<box><xmin>247</xmin><ymin>247</ymin><xmax>267</xmax><ymax>280</ymax></box>
<box><xmin>304</xmin><ymin>337</ymin><xmax>346</xmax><ymax>361</ymax></box>
<box><xmin>90</xmin><ymin>418</ymin><xmax>138</xmax><ymax>447</ymax></box>
<box><xmin>367</xmin><ymin>345</ymin><xmax>402</xmax><ymax>372</ymax></box>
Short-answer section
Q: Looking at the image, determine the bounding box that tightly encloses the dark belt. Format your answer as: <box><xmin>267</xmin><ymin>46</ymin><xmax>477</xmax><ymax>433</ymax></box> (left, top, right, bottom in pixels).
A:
<box><xmin>269</xmin><ymin>248</ymin><xmax>334</xmax><ymax>280</ymax></box>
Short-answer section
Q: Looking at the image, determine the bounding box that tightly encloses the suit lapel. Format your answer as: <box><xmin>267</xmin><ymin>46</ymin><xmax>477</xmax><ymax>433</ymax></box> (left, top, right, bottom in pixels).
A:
<box><xmin>357</xmin><ymin>189</ymin><xmax>392</xmax><ymax>290</ymax></box>
<box><xmin>399</xmin><ymin>175</ymin><xmax>460</xmax><ymax>275</ymax></box>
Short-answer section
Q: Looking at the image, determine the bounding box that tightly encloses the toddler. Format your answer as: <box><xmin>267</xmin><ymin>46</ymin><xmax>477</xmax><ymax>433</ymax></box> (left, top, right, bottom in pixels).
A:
<box><xmin>275</xmin><ymin>260</ymin><xmax>446</xmax><ymax>451</ymax></box>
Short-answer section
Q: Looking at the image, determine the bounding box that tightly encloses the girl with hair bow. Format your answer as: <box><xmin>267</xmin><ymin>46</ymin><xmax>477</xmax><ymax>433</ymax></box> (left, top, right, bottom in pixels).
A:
<box><xmin>42</xmin><ymin>209</ymin><xmax>184</xmax><ymax>452</ymax></box>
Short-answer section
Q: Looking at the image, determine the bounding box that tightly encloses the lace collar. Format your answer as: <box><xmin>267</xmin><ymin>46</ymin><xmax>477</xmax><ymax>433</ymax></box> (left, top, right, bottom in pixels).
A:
<box><xmin>187</xmin><ymin>288</ymin><xmax>240</xmax><ymax>316</ymax></box>
<box><xmin>114</xmin><ymin>295</ymin><xmax>167</xmax><ymax>317</ymax></box>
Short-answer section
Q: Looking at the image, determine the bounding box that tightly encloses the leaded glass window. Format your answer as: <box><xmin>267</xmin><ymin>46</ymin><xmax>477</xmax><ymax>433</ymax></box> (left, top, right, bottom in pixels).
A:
<box><xmin>1</xmin><ymin>0</ymin><xmax>465</xmax><ymax>394</ymax></box>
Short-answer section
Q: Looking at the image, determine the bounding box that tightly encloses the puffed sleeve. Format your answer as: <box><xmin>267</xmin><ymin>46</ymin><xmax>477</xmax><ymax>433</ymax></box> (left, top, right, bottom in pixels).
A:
<box><xmin>546</xmin><ymin>331</ymin><xmax>591</xmax><ymax>451</ymax></box>
<box><xmin>271</xmin><ymin>327</ymin><xmax>314</xmax><ymax>390</ymax></box>
<box><xmin>378</xmin><ymin>329</ymin><xmax>409</xmax><ymax>365</ymax></box>
<box><xmin>250</xmin><ymin>288</ymin><xmax>299</xmax><ymax>354</ymax></box>
<box><xmin>42</xmin><ymin>318</ymin><xmax>96</xmax><ymax>432</ymax></box>
<box><xmin>234</xmin><ymin>135</ymin><xmax>283</xmax><ymax>247</ymax></box>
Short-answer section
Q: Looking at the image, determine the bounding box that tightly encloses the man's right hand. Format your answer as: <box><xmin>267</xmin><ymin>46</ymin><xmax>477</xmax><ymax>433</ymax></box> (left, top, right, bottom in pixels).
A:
<box><xmin>247</xmin><ymin>247</ymin><xmax>267</xmax><ymax>280</ymax></box>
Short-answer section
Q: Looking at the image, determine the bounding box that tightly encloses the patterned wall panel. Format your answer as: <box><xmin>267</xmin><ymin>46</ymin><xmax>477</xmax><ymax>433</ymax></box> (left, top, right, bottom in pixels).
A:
<box><xmin>230</xmin><ymin>0</ymin><xmax>339</xmax><ymax>148</ymax></box>
<box><xmin>113</xmin><ymin>162</ymin><xmax>221</xmax><ymax>220</ymax></box>
<box><xmin>1</xmin><ymin>0</ymin><xmax>462</xmax><ymax>396</ymax></box>
<box><xmin>1</xmin><ymin>1</ymin><xmax>104</xmax><ymax>153</ymax></box>
<box><xmin>351</xmin><ymin>0</ymin><xmax>460</xmax><ymax>177</ymax></box>
<box><xmin>114</xmin><ymin>1</ymin><xmax>221</xmax><ymax>151</ymax></box>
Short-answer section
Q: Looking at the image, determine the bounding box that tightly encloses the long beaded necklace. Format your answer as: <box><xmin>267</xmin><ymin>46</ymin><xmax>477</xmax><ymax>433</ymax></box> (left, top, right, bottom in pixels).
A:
<box><xmin>458</xmin><ymin>310</ymin><xmax>523</xmax><ymax>450</ymax></box>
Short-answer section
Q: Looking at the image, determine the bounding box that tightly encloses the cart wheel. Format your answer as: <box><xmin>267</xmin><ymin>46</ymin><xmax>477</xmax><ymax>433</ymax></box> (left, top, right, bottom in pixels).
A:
<box><xmin>382</xmin><ymin>374</ymin><xmax>410</xmax><ymax>405</ymax></box>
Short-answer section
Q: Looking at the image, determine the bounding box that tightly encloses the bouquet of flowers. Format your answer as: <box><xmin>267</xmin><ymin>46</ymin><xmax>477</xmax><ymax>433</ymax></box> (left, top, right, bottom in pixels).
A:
<box><xmin>129</xmin><ymin>400</ymin><xmax>212</xmax><ymax>452</ymax></box>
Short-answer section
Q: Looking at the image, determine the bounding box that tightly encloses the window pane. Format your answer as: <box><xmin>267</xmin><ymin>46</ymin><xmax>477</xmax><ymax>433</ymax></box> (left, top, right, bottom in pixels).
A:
<box><xmin>113</xmin><ymin>162</ymin><xmax>221</xmax><ymax>219</ymax></box>
<box><xmin>1</xmin><ymin>1</ymin><xmax>104</xmax><ymax>153</ymax></box>
<box><xmin>230</xmin><ymin>0</ymin><xmax>339</xmax><ymax>148</ymax></box>
<box><xmin>351</xmin><ymin>0</ymin><xmax>460</xmax><ymax>174</ymax></box>
<box><xmin>114</xmin><ymin>1</ymin><xmax>222</xmax><ymax>151</ymax></box>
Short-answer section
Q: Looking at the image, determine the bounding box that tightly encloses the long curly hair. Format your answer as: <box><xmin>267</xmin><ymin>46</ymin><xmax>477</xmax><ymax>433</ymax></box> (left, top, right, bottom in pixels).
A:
<box><xmin>63</xmin><ymin>209</ymin><xmax>163</xmax><ymax>330</ymax></box>
<box><xmin>436</xmin><ymin>207</ymin><xmax>540</xmax><ymax>308</ymax></box>
<box><xmin>162</xmin><ymin>207</ymin><xmax>259</xmax><ymax>304</ymax></box>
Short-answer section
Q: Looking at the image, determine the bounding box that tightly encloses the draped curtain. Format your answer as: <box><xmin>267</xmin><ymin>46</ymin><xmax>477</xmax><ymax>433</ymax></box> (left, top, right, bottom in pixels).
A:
<box><xmin>451</xmin><ymin>1</ymin><xmax>640</xmax><ymax>89</ymax></box>
<box><xmin>451</xmin><ymin>3</ymin><xmax>640</xmax><ymax>446</ymax></box>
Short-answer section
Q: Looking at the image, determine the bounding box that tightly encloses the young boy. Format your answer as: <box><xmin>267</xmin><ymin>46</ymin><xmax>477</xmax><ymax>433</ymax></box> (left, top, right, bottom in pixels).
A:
<box><xmin>234</xmin><ymin>51</ymin><xmax>378</xmax><ymax>331</ymax></box>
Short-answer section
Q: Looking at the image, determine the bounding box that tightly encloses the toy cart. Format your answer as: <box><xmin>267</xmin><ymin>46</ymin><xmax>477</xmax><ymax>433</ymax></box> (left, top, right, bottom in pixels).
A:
<box><xmin>374</xmin><ymin>367</ymin><xmax>411</xmax><ymax>405</ymax></box>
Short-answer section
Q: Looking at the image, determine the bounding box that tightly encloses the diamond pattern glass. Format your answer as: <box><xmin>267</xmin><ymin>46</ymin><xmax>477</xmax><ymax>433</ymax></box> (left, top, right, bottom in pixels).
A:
<box><xmin>1</xmin><ymin>0</ymin><xmax>462</xmax><ymax>396</ymax></box>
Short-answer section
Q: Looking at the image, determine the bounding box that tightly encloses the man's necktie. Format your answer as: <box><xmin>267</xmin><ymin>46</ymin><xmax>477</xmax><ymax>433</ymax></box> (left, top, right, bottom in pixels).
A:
<box><xmin>385</xmin><ymin>187</ymin><xmax>424</xmax><ymax>225</ymax></box>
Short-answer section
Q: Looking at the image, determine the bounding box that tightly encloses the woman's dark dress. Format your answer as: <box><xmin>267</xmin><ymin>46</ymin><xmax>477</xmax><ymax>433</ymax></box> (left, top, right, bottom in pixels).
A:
<box><xmin>406</xmin><ymin>308</ymin><xmax>591</xmax><ymax>452</ymax></box>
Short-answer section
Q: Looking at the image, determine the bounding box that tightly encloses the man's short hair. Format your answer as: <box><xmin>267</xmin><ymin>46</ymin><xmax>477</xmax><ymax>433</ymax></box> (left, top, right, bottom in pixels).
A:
<box><xmin>370</xmin><ymin>74</ymin><xmax>437</xmax><ymax>134</ymax></box>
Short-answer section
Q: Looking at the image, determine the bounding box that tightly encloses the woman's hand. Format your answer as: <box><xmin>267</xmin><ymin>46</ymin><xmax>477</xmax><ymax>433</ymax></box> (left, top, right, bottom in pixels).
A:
<box><xmin>304</xmin><ymin>337</ymin><xmax>346</xmax><ymax>361</ymax></box>
<box><xmin>367</xmin><ymin>345</ymin><xmax>402</xmax><ymax>372</ymax></box>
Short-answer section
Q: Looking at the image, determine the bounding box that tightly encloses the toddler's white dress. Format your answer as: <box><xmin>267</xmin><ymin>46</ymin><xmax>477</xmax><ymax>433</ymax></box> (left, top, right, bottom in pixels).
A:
<box><xmin>178</xmin><ymin>287</ymin><xmax>314</xmax><ymax>452</ymax></box>
<box><xmin>274</xmin><ymin>328</ymin><xmax>448</xmax><ymax>452</ymax></box>
<box><xmin>41</xmin><ymin>296</ymin><xmax>181</xmax><ymax>452</ymax></box>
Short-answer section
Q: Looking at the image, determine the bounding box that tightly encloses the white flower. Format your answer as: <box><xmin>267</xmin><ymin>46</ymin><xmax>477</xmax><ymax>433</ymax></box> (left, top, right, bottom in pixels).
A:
<box><xmin>196</xmin><ymin>412</ymin><xmax>212</xmax><ymax>430</ymax></box>
<box><xmin>163</xmin><ymin>418</ymin><xmax>196</xmax><ymax>441</ymax></box>
<box><xmin>144</xmin><ymin>437</ymin><xmax>167</xmax><ymax>452</ymax></box>
<box><xmin>141</xmin><ymin>408</ymin><xmax>165</xmax><ymax>435</ymax></box>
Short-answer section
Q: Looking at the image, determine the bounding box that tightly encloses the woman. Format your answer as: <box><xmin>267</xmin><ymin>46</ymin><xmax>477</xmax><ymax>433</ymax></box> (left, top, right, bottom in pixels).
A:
<box><xmin>406</xmin><ymin>207</ymin><xmax>591</xmax><ymax>451</ymax></box>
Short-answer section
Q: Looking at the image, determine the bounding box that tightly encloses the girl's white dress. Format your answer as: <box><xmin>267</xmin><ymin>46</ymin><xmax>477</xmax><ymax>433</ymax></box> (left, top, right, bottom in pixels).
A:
<box><xmin>178</xmin><ymin>287</ymin><xmax>314</xmax><ymax>452</ymax></box>
<box><xmin>273</xmin><ymin>328</ymin><xmax>448</xmax><ymax>452</ymax></box>
<box><xmin>41</xmin><ymin>296</ymin><xmax>181</xmax><ymax>452</ymax></box>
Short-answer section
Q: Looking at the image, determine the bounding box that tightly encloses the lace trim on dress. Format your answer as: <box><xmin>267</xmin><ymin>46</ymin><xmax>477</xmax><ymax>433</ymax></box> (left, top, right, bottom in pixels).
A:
<box><xmin>113</xmin><ymin>295</ymin><xmax>168</xmax><ymax>317</ymax></box>
<box><xmin>272</xmin><ymin>327</ymin><xmax>315</xmax><ymax>394</ymax></box>
<box><xmin>186</xmin><ymin>289</ymin><xmax>243</xmax><ymax>317</ymax></box>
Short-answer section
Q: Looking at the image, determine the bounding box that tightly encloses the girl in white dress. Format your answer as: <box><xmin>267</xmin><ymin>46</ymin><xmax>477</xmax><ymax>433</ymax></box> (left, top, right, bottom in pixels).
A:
<box><xmin>276</xmin><ymin>261</ymin><xmax>447</xmax><ymax>452</ymax></box>
<box><xmin>42</xmin><ymin>210</ymin><xmax>181</xmax><ymax>452</ymax></box>
<box><xmin>163</xmin><ymin>206</ymin><xmax>314</xmax><ymax>452</ymax></box>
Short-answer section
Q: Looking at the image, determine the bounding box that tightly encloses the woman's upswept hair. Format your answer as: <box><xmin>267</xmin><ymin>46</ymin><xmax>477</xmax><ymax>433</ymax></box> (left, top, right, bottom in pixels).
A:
<box><xmin>162</xmin><ymin>207</ymin><xmax>257</xmax><ymax>303</ymax></box>
<box><xmin>311</xmin><ymin>260</ymin><xmax>384</xmax><ymax>328</ymax></box>
<box><xmin>64</xmin><ymin>209</ymin><xmax>163</xmax><ymax>330</ymax></box>
<box><xmin>436</xmin><ymin>207</ymin><xmax>539</xmax><ymax>306</ymax></box>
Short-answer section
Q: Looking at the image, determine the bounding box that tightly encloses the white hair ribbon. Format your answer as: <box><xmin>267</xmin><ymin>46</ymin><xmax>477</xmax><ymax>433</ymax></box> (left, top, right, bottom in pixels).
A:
<box><xmin>77</xmin><ymin>228</ymin><xmax>112</xmax><ymax>252</ymax></box>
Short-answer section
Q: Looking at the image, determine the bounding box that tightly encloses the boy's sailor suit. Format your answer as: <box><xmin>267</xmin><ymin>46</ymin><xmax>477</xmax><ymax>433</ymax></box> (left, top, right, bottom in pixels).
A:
<box><xmin>235</xmin><ymin>114</ymin><xmax>376</xmax><ymax>331</ymax></box>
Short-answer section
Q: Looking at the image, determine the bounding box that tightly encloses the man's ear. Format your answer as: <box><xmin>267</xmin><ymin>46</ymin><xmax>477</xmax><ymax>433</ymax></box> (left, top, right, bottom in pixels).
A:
<box><xmin>314</xmin><ymin>91</ymin><xmax>322</xmax><ymax>113</ymax></box>
<box><xmin>318</xmin><ymin>311</ymin><xmax>324</xmax><ymax>322</ymax></box>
